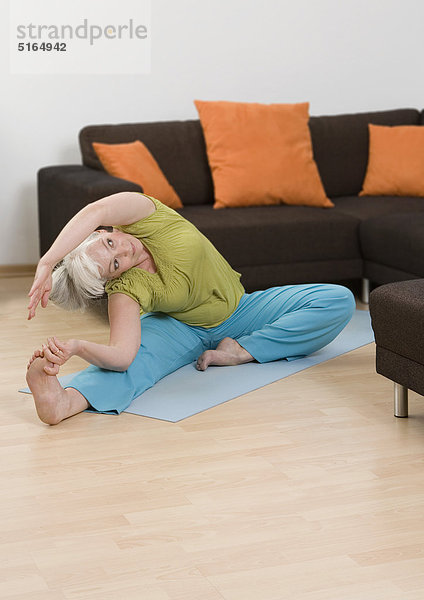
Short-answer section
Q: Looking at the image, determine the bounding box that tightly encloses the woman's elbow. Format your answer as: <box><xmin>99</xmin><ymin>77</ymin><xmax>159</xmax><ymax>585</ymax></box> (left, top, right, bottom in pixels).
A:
<box><xmin>115</xmin><ymin>349</ymin><xmax>138</xmax><ymax>372</ymax></box>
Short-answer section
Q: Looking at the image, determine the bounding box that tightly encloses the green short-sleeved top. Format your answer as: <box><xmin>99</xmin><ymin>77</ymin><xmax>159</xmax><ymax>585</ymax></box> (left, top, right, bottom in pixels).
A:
<box><xmin>104</xmin><ymin>195</ymin><xmax>245</xmax><ymax>328</ymax></box>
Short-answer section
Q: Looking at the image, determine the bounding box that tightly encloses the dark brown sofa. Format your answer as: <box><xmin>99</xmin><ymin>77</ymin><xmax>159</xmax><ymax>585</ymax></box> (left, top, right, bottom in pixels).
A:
<box><xmin>38</xmin><ymin>107</ymin><xmax>424</xmax><ymax>298</ymax></box>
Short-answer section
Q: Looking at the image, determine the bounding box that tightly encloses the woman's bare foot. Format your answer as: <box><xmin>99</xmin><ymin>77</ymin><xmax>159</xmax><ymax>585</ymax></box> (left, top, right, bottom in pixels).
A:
<box><xmin>196</xmin><ymin>337</ymin><xmax>254</xmax><ymax>371</ymax></box>
<box><xmin>26</xmin><ymin>357</ymin><xmax>88</xmax><ymax>425</ymax></box>
<box><xmin>26</xmin><ymin>357</ymin><xmax>68</xmax><ymax>424</ymax></box>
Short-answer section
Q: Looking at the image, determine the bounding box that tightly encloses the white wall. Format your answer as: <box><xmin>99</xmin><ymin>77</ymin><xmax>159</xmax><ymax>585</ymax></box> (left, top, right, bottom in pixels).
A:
<box><xmin>1</xmin><ymin>0</ymin><xmax>423</xmax><ymax>264</ymax></box>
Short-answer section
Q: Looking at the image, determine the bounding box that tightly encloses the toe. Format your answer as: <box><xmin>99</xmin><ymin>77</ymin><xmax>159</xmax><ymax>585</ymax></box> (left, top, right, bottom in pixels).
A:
<box><xmin>43</xmin><ymin>362</ymin><xmax>60</xmax><ymax>376</ymax></box>
<box><xmin>196</xmin><ymin>353</ymin><xmax>208</xmax><ymax>371</ymax></box>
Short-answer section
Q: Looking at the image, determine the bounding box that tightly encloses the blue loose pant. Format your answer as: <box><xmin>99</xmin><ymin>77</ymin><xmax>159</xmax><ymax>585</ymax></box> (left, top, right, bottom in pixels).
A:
<box><xmin>66</xmin><ymin>284</ymin><xmax>355</xmax><ymax>414</ymax></box>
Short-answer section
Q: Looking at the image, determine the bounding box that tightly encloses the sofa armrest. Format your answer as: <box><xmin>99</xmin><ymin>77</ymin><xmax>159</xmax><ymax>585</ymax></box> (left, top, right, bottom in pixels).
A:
<box><xmin>37</xmin><ymin>165</ymin><xmax>143</xmax><ymax>257</ymax></box>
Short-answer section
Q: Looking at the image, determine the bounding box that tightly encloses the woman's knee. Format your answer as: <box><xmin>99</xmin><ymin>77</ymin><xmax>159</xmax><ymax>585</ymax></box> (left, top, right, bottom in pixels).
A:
<box><xmin>318</xmin><ymin>284</ymin><xmax>355</xmax><ymax>321</ymax></box>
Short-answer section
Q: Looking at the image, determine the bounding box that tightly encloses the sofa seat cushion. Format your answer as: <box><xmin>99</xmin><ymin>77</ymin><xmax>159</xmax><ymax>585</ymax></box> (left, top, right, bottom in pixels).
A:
<box><xmin>179</xmin><ymin>204</ymin><xmax>360</xmax><ymax>268</ymax></box>
<box><xmin>360</xmin><ymin>212</ymin><xmax>424</xmax><ymax>276</ymax></box>
<box><xmin>332</xmin><ymin>195</ymin><xmax>424</xmax><ymax>220</ymax></box>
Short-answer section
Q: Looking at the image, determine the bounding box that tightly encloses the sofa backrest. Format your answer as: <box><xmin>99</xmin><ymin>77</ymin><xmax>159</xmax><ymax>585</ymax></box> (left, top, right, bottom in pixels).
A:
<box><xmin>309</xmin><ymin>108</ymin><xmax>421</xmax><ymax>197</ymax></box>
<box><xmin>80</xmin><ymin>108</ymin><xmax>421</xmax><ymax>205</ymax></box>
<box><xmin>79</xmin><ymin>120</ymin><xmax>214</xmax><ymax>206</ymax></box>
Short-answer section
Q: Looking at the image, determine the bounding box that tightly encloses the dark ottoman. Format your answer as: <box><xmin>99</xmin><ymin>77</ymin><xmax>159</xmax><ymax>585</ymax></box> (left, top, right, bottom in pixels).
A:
<box><xmin>369</xmin><ymin>280</ymin><xmax>424</xmax><ymax>417</ymax></box>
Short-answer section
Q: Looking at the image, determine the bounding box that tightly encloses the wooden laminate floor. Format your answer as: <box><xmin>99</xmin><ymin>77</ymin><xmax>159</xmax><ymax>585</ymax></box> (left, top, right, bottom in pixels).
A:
<box><xmin>2</xmin><ymin>277</ymin><xmax>424</xmax><ymax>600</ymax></box>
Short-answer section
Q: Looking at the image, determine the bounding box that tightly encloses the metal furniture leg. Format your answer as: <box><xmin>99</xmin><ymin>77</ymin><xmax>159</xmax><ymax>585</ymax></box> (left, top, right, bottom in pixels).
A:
<box><xmin>362</xmin><ymin>278</ymin><xmax>370</xmax><ymax>305</ymax></box>
<box><xmin>394</xmin><ymin>383</ymin><xmax>408</xmax><ymax>418</ymax></box>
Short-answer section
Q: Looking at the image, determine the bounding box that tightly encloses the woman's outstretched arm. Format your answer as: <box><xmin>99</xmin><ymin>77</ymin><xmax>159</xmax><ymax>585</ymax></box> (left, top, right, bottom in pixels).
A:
<box><xmin>28</xmin><ymin>191</ymin><xmax>155</xmax><ymax>319</ymax></box>
<box><xmin>41</xmin><ymin>293</ymin><xmax>142</xmax><ymax>372</ymax></box>
<box><xmin>76</xmin><ymin>293</ymin><xmax>141</xmax><ymax>371</ymax></box>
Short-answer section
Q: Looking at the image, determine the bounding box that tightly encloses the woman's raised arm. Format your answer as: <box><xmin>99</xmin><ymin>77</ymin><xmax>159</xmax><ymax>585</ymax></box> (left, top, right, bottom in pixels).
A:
<box><xmin>28</xmin><ymin>192</ymin><xmax>154</xmax><ymax>319</ymax></box>
<box><xmin>41</xmin><ymin>192</ymin><xmax>154</xmax><ymax>269</ymax></box>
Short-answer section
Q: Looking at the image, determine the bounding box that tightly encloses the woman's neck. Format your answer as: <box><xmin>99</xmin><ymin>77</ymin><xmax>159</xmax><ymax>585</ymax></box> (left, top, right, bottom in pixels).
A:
<box><xmin>134</xmin><ymin>242</ymin><xmax>157</xmax><ymax>273</ymax></box>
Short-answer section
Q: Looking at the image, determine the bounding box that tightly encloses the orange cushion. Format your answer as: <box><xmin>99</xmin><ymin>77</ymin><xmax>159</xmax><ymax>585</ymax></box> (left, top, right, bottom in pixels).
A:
<box><xmin>194</xmin><ymin>100</ymin><xmax>333</xmax><ymax>209</ymax></box>
<box><xmin>92</xmin><ymin>140</ymin><xmax>183</xmax><ymax>209</ymax></box>
<box><xmin>360</xmin><ymin>125</ymin><xmax>424</xmax><ymax>197</ymax></box>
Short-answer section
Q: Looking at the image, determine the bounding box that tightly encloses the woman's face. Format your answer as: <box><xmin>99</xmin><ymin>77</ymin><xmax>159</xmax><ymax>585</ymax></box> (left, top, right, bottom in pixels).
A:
<box><xmin>87</xmin><ymin>229</ymin><xmax>143</xmax><ymax>280</ymax></box>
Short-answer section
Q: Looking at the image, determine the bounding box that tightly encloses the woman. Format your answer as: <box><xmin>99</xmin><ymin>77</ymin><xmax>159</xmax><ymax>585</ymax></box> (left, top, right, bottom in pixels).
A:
<box><xmin>26</xmin><ymin>191</ymin><xmax>355</xmax><ymax>425</ymax></box>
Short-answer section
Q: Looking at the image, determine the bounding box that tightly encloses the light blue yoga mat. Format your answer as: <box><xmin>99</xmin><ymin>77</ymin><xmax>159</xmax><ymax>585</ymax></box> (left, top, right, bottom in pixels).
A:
<box><xmin>21</xmin><ymin>309</ymin><xmax>373</xmax><ymax>422</ymax></box>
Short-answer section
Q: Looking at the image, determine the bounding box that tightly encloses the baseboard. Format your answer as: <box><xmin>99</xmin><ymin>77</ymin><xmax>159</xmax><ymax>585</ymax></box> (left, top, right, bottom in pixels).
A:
<box><xmin>0</xmin><ymin>264</ymin><xmax>36</xmax><ymax>278</ymax></box>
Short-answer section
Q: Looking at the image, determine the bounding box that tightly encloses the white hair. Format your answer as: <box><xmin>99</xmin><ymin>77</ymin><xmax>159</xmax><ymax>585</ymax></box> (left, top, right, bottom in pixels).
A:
<box><xmin>49</xmin><ymin>232</ymin><xmax>107</xmax><ymax>311</ymax></box>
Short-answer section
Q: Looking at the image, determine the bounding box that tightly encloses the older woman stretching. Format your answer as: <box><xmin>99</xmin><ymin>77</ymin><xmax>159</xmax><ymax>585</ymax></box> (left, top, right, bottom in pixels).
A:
<box><xmin>26</xmin><ymin>192</ymin><xmax>355</xmax><ymax>425</ymax></box>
